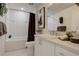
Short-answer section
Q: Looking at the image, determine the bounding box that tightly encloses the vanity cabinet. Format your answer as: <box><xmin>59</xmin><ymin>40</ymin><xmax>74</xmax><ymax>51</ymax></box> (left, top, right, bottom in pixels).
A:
<box><xmin>34</xmin><ymin>35</ymin><xmax>79</xmax><ymax>56</ymax></box>
<box><xmin>34</xmin><ymin>37</ymin><xmax>42</xmax><ymax>56</ymax></box>
<box><xmin>35</xmin><ymin>36</ymin><xmax>55</xmax><ymax>56</ymax></box>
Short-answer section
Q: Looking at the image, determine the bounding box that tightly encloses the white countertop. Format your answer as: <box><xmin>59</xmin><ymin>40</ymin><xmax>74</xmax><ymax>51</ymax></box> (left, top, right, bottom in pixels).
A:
<box><xmin>35</xmin><ymin>34</ymin><xmax>79</xmax><ymax>54</ymax></box>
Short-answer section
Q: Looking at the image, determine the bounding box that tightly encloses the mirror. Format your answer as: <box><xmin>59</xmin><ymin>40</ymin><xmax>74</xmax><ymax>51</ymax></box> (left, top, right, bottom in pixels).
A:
<box><xmin>47</xmin><ymin>3</ymin><xmax>77</xmax><ymax>32</ymax></box>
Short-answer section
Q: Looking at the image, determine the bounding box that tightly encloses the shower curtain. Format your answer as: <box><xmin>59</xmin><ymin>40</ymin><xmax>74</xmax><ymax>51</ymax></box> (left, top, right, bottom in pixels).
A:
<box><xmin>27</xmin><ymin>13</ymin><xmax>35</xmax><ymax>42</ymax></box>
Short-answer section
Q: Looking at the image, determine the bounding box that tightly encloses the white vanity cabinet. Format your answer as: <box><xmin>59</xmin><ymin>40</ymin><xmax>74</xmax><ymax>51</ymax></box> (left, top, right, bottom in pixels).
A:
<box><xmin>34</xmin><ymin>36</ymin><xmax>55</xmax><ymax>56</ymax></box>
<box><xmin>34</xmin><ymin>37</ymin><xmax>42</xmax><ymax>56</ymax></box>
<box><xmin>34</xmin><ymin>35</ymin><xmax>79</xmax><ymax>56</ymax></box>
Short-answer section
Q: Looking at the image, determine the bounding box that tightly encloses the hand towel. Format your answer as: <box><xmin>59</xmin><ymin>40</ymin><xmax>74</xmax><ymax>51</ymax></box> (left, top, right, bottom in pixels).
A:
<box><xmin>0</xmin><ymin>22</ymin><xmax>3</xmax><ymax>36</ymax></box>
<box><xmin>2</xmin><ymin>22</ymin><xmax>7</xmax><ymax>34</ymax></box>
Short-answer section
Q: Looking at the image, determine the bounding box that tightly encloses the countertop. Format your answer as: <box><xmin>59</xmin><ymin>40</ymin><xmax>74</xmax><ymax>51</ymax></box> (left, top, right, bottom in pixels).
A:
<box><xmin>35</xmin><ymin>34</ymin><xmax>79</xmax><ymax>55</ymax></box>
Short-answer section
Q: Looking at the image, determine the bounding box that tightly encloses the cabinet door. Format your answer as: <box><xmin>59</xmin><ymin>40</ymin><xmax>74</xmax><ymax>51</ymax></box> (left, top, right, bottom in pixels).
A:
<box><xmin>34</xmin><ymin>37</ymin><xmax>43</xmax><ymax>56</ymax></box>
<box><xmin>34</xmin><ymin>37</ymin><xmax>55</xmax><ymax>56</ymax></box>
<box><xmin>55</xmin><ymin>46</ymin><xmax>78</xmax><ymax>56</ymax></box>
<box><xmin>40</xmin><ymin>39</ymin><xmax>54</xmax><ymax>56</ymax></box>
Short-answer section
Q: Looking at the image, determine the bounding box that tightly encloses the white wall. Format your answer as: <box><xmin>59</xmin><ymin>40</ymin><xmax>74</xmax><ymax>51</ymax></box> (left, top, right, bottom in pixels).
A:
<box><xmin>47</xmin><ymin>4</ymin><xmax>79</xmax><ymax>32</ymax></box>
<box><xmin>72</xmin><ymin>5</ymin><xmax>79</xmax><ymax>31</ymax></box>
<box><xmin>51</xmin><ymin>6</ymin><xmax>72</xmax><ymax>31</ymax></box>
<box><xmin>36</xmin><ymin>3</ymin><xmax>79</xmax><ymax>32</ymax></box>
<box><xmin>47</xmin><ymin>16</ymin><xmax>60</xmax><ymax>31</ymax></box>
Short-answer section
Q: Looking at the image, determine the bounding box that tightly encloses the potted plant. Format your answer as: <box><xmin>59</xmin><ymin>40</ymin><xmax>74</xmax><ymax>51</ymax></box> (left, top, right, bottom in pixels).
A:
<box><xmin>0</xmin><ymin>3</ymin><xmax>7</xmax><ymax>22</ymax></box>
<box><xmin>0</xmin><ymin>3</ymin><xmax>7</xmax><ymax>16</ymax></box>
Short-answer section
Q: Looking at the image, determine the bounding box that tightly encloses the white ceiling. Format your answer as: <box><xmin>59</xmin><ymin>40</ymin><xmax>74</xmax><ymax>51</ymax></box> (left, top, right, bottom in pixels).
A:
<box><xmin>6</xmin><ymin>3</ymin><xmax>38</xmax><ymax>13</ymax></box>
<box><xmin>7</xmin><ymin>3</ymin><xmax>36</xmax><ymax>8</ymax></box>
<box><xmin>48</xmin><ymin>3</ymin><xmax>75</xmax><ymax>15</ymax></box>
<box><xmin>7</xmin><ymin>3</ymin><xmax>42</xmax><ymax>10</ymax></box>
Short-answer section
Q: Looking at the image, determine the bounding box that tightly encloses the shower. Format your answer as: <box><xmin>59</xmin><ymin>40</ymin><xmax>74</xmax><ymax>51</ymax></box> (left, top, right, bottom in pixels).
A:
<box><xmin>5</xmin><ymin>9</ymin><xmax>30</xmax><ymax>51</ymax></box>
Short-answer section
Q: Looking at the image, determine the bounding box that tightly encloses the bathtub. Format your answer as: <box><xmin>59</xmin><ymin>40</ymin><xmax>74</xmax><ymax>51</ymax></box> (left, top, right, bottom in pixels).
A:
<box><xmin>5</xmin><ymin>36</ymin><xmax>27</xmax><ymax>52</ymax></box>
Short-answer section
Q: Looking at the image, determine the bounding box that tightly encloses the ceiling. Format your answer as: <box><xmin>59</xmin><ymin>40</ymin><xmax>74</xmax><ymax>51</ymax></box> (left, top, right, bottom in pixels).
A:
<box><xmin>7</xmin><ymin>3</ymin><xmax>42</xmax><ymax>9</ymax></box>
<box><xmin>48</xmin><ymin>3</ymin><xmax>75</xmax><ymax>15</ymax></box>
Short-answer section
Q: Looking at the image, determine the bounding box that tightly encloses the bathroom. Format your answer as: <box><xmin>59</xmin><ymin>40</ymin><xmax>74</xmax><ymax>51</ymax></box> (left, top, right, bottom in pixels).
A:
<box><xmin>1</xmin><ymin>3</ymin><xmax>79</xmax><ymax>56</ymax></box>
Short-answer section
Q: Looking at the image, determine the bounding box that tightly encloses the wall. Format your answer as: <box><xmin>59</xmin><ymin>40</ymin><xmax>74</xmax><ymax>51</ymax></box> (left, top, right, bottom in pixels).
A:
<box><xmin>36</xmin><ymin>3</ymin><xmax>79</xmax><ymax>32</ymax></box>
<box><xmin>52</xmin><ymin>6</ymin><xmax>72</xmax><ymax>31</ymax></box>
<box><xmin>72</xmin><ymin>5</ymin><xmax>79</xmax><ymax>31</ymax></box>
<box><xmin>47</xmin><ymin>16</ymin><xmax>60</xmax><ymax>31</ymax></box>
<box><xmin>47</xmin><ymin>4</ymin><xmax>79</xmax><ymax>32</ymax></box>
<box><xmin>52</xmin><ymin>4</ymin><xmax>79</xmax><ymax>31</ymax></box>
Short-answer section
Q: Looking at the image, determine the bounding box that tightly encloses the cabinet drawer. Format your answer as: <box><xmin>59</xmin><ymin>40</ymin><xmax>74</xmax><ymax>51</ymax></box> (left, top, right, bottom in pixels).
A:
<box><xmin>55</xmin><ymin>46</ymin><xmax>78</xmax><ymax>56</ymax></box>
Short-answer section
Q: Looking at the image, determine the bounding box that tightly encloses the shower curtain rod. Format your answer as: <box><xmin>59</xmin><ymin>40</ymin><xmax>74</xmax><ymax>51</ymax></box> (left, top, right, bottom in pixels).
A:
<box><xmin>8</xmin><ymin>8</ymin><xmax>32</xmax><ymax>13</ymax></box>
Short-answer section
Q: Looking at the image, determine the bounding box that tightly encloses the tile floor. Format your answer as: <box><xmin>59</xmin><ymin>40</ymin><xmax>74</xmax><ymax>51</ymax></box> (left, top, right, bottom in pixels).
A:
<box><xmin>3</xmin><ymin>47</ymin><xmax>34</xmax><ymax>56</ymax></box>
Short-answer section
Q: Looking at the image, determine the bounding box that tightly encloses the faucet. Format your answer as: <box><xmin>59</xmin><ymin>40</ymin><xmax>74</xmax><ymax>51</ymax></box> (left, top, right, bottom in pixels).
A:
<box><xmin>50</xmin><ymin>31</ymin><xmax>58</xmax><ymax>36</ymax></box>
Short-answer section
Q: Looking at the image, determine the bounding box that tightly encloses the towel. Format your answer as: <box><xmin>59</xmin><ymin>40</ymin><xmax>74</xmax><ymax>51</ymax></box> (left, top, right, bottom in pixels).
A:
<box><xmin>2</xmin><ymin>22</ymin><xmax>7</xmax><ymax>34</ymax></box>
<box><xmin>0</xmin><ymin>22</ymin><xmax>7</xmax><ymax>36</ymax></box>
<box><xmin>0</xmin><ymin>22</ymin><xmax>3</xmax><ymax>36</ymax></box>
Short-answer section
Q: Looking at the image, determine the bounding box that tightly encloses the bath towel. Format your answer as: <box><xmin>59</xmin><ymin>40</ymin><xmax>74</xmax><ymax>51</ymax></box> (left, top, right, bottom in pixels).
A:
<box><xmin>0</xmin><ymin>22</ymin><xmax>3</xmax><ymax>36</ymax></box>
<box><xmin>0</xmin><ymin>22</ymin><xmax>7</xmax><ymax>36</ymax></box>
<box><xmin>2</xmin><ymin>22</ymin><xmax>7</xmax><ymax>34</ymax></box>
